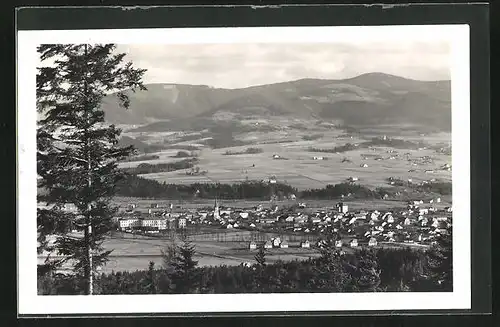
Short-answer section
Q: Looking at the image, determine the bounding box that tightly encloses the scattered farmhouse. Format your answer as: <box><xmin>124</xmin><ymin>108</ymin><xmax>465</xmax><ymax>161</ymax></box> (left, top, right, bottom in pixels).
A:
<box><xmin>336</xmin><ymin>202</ymin><xmax>349</xmax><ymax>214</ymax></box>
<box><xmin>178</xmin><ymin>217</ymin><xmax>187</xmax><ymax>229</ymax></box>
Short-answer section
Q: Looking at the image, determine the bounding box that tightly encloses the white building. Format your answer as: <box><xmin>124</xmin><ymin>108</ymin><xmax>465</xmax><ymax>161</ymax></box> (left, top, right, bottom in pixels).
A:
<box><xmin>386</xmin><ymin>215</ymin><xmax>395</xmax><ymax>224</ymax></box>
<box><xmin>178</xmin><ymin>217</ymin><xmax>187</xmax><ymax>229</ymax></box>
<box><xmin>368</xmin><ymin>237</ymin><xmax>377</xmax><ymax>247</ymax></box>
<box><xmin>249</xmin><ymin>241</ymin><xmax>257</xmax><ymax>250</ymax></box>
<box><xmin>63</xmin><ymin>203</ymin><xmax>77</xmax><ymax>212</ymax></box>
<box><xmin>119</xmin><ymin>218</ymin><xmax>141</xmax><ymax>230</ymax></box>
<box><xmin>301</xmin><ymin>240</ymin><xmax>310</xmax><ymax>248</ymax></box>
<box><xmin>350</xmin><ymin>239</ymin><xmax>358</xmax><ymax>247</ymax></box>
<box><xmin>142</xmin><ymin>218</ymin><xmax>168</xmax><ymax>230</ymax></box>
<box><xmin>419</xmin><ymin>208</ymin><xmax>429</xmax><ymax>215</ymax></box>
<box><xmin>213</xmin><ymin>199</ymin><xmax>220</xmax><ymax>220</ymax></box>
<box><xmin>336</xmin><ymin>202</ymin><xmax>349</xmax><ymax>214</ymax></box>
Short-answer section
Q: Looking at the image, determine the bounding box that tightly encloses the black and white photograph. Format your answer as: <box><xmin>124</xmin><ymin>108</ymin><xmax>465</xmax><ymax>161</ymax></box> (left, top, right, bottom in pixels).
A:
<box><xmin>17</xmin><ymin>23</ymin><xmax>472</xmax><ymax>315</ymax></box>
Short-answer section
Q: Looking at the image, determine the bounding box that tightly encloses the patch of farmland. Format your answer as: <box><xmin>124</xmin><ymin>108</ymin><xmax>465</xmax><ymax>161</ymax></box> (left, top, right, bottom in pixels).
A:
<box><xmin>117</xmin><ymin>150</ymin><xmax>194</xmax><ymax>168</ymax></box>
<box><xmin>139</xmin><ymin>172</ymin><xmax>213</xmax><ymax>184</ymax></box>
<box><xmin>131</xmin><ymin>128</ymin><xmax>451</xmax><ymax>190</ymax></box>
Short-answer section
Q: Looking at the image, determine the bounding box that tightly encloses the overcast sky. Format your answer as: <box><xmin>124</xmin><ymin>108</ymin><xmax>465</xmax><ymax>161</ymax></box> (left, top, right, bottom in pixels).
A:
<box><xmin>116</xmin><ymin>42</ymin><xmax>450</xmax><ymax>89</ymax></box>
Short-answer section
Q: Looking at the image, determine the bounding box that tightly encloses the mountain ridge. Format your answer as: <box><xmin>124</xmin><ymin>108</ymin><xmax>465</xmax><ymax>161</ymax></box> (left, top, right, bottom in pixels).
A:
<box><xmin>101</xmin><ymin>72</ymin><xmax>451</xmax><ymax>131</ymax></box>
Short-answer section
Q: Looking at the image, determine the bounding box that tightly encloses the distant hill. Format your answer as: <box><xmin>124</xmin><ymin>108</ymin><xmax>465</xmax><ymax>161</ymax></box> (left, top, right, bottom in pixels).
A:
<box><xmin>117</xmin><ymin>135</ymin><xmax>163</xmax><ymax>154</ymax></box>
<box><xmin>101</xmin><ymin>72</ymin><xmax>451</xmax><ymax>131</ymax></box>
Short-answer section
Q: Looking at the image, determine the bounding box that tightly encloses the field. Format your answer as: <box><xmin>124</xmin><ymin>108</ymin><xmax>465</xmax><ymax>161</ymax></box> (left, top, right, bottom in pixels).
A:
<box><xmin>119</xmin><ymin>123</ymin><xmax>452</xmax><ymax>192</ymax></box>
<box><xmin>90</xmin><ymin>228</ymin><xmax>430</xmax><ymax>273</ymax></box>
<box><xmin>38</xmin><ymin>227</ymin><xmax>431</xmax><ymax>274</ymax></box>
<box><xmin>71</xmin><ymin>120</ymin><xmax>453</xmax><ymax>273</ymax></box>
<box><xmin>39</xmin><ymin>232</ymin><xmax>321</xmax><ymax>273</ymax></box>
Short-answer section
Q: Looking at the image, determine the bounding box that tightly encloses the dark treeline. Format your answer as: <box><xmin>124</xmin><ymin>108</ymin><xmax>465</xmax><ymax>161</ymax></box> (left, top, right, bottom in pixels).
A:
<box><xmin>204</xmin><ymin>136</ymin><xmax>248</xmax><ymax>149</ymax></box>
<box><xmin>301</xmin><ymin>183</ymin><xmax>386</xmax><ymax>200</ymax></box>
<box><xmin>162</xmin><ymin>145</ymin><xmax>200</xmax><ymax>151</ymax></box>
<box><xmin>116</xmin><ymin>175</ymin><xmax>298</xmax><ymax>200</ymax></box>
<box><xmin>309</xmin><ymin>143</ymin><xmax>358</xmax><ymax>154</ymax></box>
<box><xmin>172</xmin><ymin>151</ymin><xmax>195</xmax><ymax>158</ymax></box>
<box><xmin>37</xmin><ymin>238</ymin><xmax>452</xmax><ymax>295</ymax></box>
<box><xmin>120</xmin><ymin>154</ymin><xmax>160</xmax><ymax>162</ymax></box>
<box><xmin>415</xmin><ymin>182</ymin><xmax>452</xmax><ymax>195</ymax></box>
<box><xmin>386</xmin><ymin>178</ymin><xmax>452</xmax><ymax>196</ymax></box>
<box><xmin>115</xmin><ymin>175</ymin><xmax>450</xmax><ymax>201</ymax></box>
<box><xmin>309</xmin><ymin>138</ymin><xmax>427</xmax><ymax>154</ymax></box>
<box><xmin>224</xmin><ymin>147</ymin><xmax>264</xmax><ymax>155</ymax></box>
<box><xmin>120</xmin><ymin>159</ymin><xmax>198</xmax><ymax>175</ymax></box>
<box><xmin>365</xmin><ymin>137</ymin><xmax>426</xmax><ymax>149</ymax></box>
<box><xmin>302</xmin><ymin>134</ymin><xmax>324</xmax><ymax>141</ymax></box>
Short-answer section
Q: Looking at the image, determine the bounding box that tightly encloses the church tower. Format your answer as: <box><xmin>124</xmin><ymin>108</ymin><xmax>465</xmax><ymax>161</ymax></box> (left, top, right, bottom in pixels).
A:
<box><xmin>213</xmin><ymin>197</ymin><xmax>220</xmax><ymax>220</ymax></box>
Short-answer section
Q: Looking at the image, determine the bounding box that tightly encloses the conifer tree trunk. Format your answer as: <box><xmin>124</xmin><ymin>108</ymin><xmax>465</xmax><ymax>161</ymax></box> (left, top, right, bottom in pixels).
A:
<box><xmin>87</xmin><ymin>144</ymin><xmax>93</xmax><ymax>295</ymax></box>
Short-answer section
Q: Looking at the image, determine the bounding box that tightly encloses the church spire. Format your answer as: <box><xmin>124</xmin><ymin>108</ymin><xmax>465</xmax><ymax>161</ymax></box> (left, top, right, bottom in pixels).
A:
<box><xmin>214</xmin><ymin>196</ymin><xmax>220</xmax><ymax>220</ymax></box>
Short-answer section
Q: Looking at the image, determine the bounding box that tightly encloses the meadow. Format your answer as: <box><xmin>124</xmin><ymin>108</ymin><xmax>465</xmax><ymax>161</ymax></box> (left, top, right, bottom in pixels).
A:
<box><xmin>118</xmin><ymin>126</ymin><xmax>452</xmax><ymax>191</ymax></box>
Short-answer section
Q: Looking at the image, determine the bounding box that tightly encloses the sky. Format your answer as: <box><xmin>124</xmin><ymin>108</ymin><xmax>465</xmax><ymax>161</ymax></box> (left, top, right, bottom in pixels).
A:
<box><xmin>115</xmin><ymin>41</ymin><xmax>451</xmax><ymax>89</ymax></box>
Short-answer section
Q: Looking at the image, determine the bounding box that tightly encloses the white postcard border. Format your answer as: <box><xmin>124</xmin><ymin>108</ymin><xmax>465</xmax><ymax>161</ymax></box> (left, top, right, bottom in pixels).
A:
<box><xmin>17</xmin><ymin>25</ymin><xmax>470</xmax><ymax>315</ymax></box>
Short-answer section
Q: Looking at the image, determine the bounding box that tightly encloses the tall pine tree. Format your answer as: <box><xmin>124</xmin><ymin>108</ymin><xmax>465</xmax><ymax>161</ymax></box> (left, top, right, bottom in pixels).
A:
<box><xmin>143</xmin><ymin>261</ymin><xmax>157</xmax><ymax>294</ymax></box>
<box><xmin>254</xmin><ymin>244</ymin><xmax>267</xmax><ymax>266</ymax></box>
<box><xmin>425</xmin><ymin>225</ymin><xmax>453</xmax><ymax>291</ymax></box>
<box><xmin>312</xmin><ymin>227</ymin><xmax>351</xmax><ymax>292</ymax></box>
<box><xmin>168</xmin><ymin>240</ymin><xmax>200</xmax><ymax>293</ymax></box>
<box><xmin>36</xmin><ymin>44</ymin><xmax>146</xmax><ymax>295</ymax></box>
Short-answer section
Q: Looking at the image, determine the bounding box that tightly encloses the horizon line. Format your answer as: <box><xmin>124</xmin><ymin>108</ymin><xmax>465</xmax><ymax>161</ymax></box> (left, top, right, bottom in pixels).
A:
<box><xmin>140</xmin><ymin>72</ymin><xmax>452</xmax><ymax>90</ymax></box>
